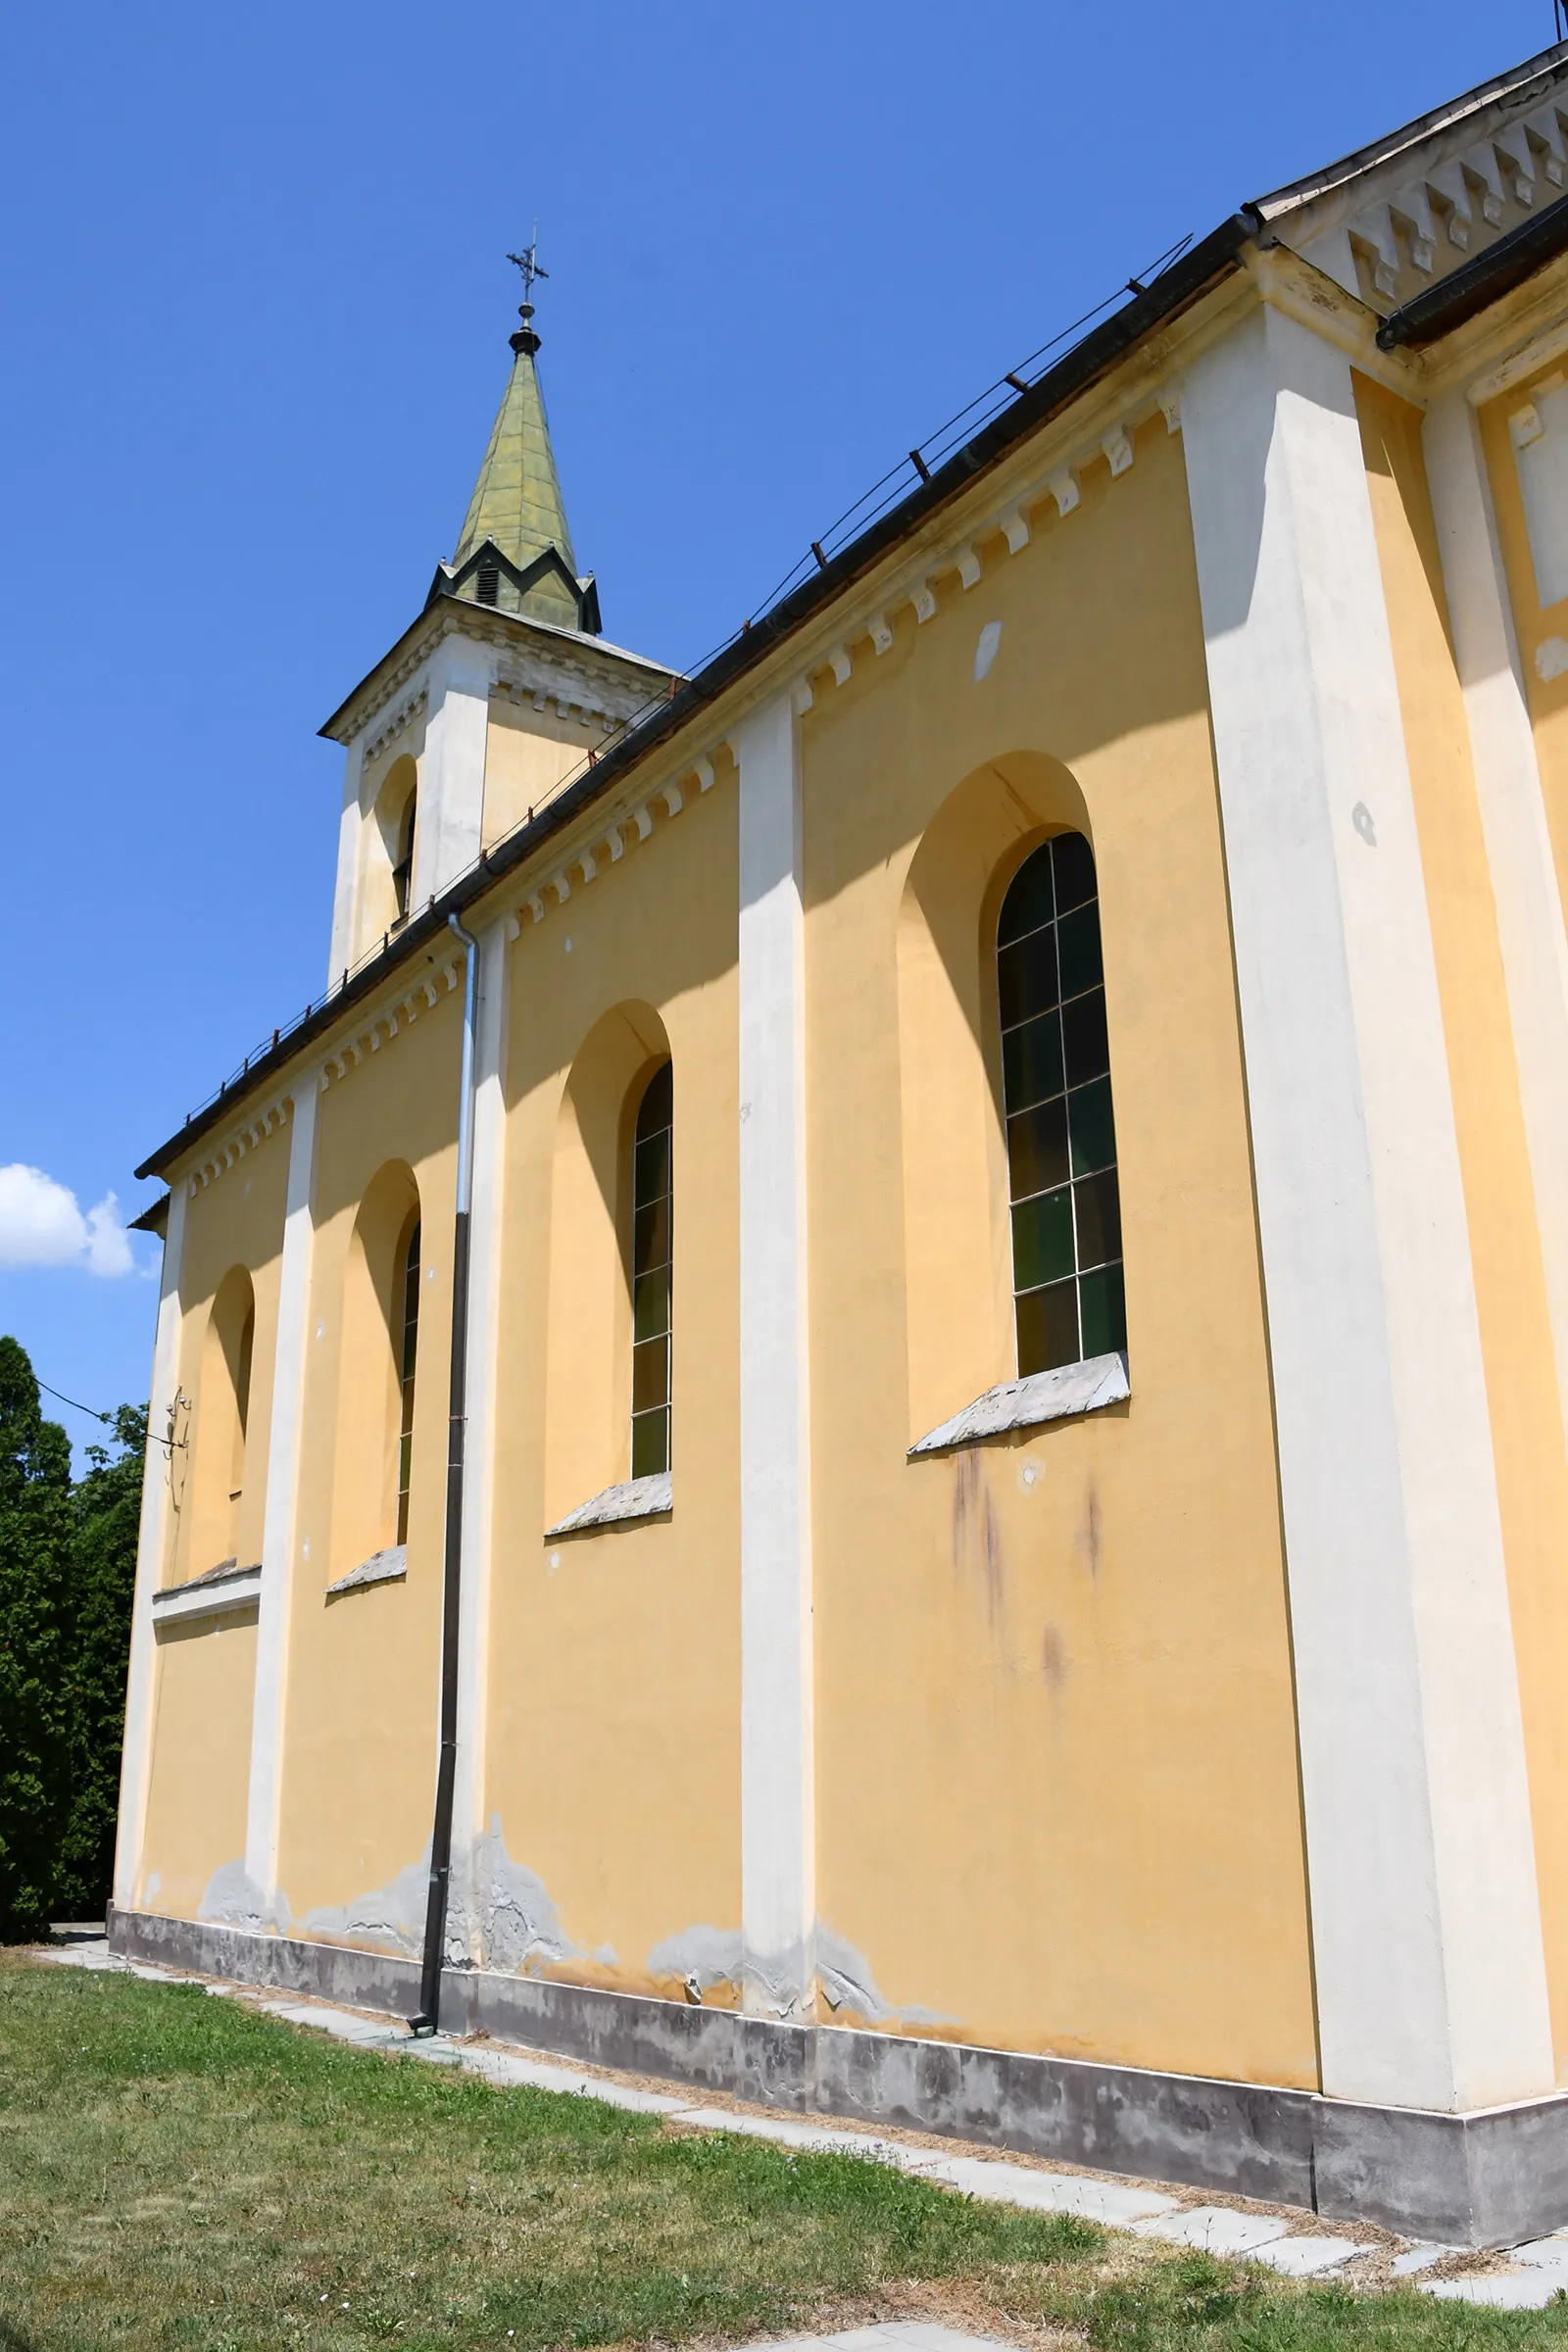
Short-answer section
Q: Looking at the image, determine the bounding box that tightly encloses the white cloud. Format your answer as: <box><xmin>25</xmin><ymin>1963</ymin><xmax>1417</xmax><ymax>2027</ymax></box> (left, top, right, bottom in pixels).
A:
<box><xmin>0</xmin><ymin>1164</ymin><xmax>136</xmax><ymax>1279</ymax></box>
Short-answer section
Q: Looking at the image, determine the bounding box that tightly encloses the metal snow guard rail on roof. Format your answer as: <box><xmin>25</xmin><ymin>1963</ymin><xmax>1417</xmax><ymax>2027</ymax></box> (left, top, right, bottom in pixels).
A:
<box><xmin>137</xmin><ymin>212</ymin><xmax>1258</xmax><ymax>1183</ymax></box>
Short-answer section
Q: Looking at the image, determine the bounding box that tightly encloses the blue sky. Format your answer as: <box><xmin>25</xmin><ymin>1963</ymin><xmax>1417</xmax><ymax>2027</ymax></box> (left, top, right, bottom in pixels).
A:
<box><xmin>0</xmin><ymin>0</ymin><xmax>1548</xmax><ymax>1459</ymax></box>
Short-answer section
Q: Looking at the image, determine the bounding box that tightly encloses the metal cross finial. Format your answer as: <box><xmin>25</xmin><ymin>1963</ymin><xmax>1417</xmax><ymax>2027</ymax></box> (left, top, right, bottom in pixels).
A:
<box><xmin>506</xmin><ymin>231</ymin><xmax>549</xmax><ymax>307</ymax></box>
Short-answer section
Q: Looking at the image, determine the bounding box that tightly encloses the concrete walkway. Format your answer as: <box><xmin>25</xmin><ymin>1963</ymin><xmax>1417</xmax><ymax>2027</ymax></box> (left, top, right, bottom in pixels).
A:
<box><xmin>37</xmin><ymin>1940</ymin><xmax>1568</xmax><ymax>2308</ymax></box>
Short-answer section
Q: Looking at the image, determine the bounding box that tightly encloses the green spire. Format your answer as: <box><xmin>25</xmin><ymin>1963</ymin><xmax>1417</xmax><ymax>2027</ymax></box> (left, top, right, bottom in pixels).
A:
<box><xmin>451</xmin><ymin>301</ymin><xmax>583</xmax><ymax>630</ymax></box>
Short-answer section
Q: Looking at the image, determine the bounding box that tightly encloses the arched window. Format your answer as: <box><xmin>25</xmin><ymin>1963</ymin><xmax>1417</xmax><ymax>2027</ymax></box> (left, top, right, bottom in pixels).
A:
<box><xmin>396</xmin><ymin>1216</ymin><xmax>420</xmax><ymax>1544</ymax></box>
<box><xmin>392</xmin><ymin>789</ymin><xmax>417</xmax><ymax>926</ymax></box>
<box><xmin>997</xmin><ymin>831</ymin><xmax>1125</xmax><ymax>1374</ymax></box>
<box><xmin>630</xmin><ymin>1061</ymin><xmax>672</xmax><ymax>1477</ymax></box>
<box><xmin>183</xmin><ymin>1264</ymin><xmax>256</xmax><ymax>1578</ymax></box>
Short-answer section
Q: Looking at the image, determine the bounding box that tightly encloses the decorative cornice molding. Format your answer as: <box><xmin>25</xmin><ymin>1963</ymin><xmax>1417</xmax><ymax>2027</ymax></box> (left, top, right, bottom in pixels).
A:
<box><xmin>318</xmin><ymin>958</ymin><xmax>463</xmax><ymax>1098</ymax></box>
<box><xmin>800</xmin><ymin>369</ymin><xmax>1188</xmax><ymax>699</ymax></box>
<box><xmin>187</xmin><ymin>1095</ymin><xmax>293</xmax><ymax>1198</ymax></box>
<box><xmin>502</xmin><ymin>745</ymin><xmax>730</xmax><ymax>937</ymax></box>
<box><xmin>362</xmin><ymin>685</ymin><xmax>428</xmax><ymax>770</ymax></box>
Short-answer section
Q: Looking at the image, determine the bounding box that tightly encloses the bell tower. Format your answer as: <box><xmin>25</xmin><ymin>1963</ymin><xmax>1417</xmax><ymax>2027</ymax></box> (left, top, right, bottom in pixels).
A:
<box><xmin>318</xmin><ymin>250</ymin><xmax>676</xmax><ymax>984</ymax></box>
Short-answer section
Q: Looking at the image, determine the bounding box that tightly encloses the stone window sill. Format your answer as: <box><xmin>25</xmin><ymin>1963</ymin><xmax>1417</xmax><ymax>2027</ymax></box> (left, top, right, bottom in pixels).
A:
<box><xmin>325</xmin><ymin>1544</ymin><xmax>407</xmax><ymax>1598</ymax></box>
<box><xmin>909</xmin><ymin>1351</ymin><xmax>1129</xmax><ymax>1457</ymax></box>
<box><xmin>546</xmin><ymin>1472</ymin><xmax>672</xmax><ymax>1538</ymax></box>
<box><xmin>152</xmin><ymin>1558</ymin><xmax>263</xmax><ymax>1625</ymax></box>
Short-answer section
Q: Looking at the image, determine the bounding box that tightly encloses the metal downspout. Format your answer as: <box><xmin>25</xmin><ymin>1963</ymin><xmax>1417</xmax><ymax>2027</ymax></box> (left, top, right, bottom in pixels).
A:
<box><xmin>412</xmin><ymin>910</ymin><xmax>479</xmax><ymax>2034</ymax></box>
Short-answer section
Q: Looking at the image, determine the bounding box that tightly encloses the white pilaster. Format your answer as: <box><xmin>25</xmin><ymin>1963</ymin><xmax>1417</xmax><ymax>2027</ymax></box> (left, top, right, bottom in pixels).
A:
<box><xmin>451</xmin><ymin>915</ymin><xmax>511</xmax><ymax>1961</ymax></box>
<box><xmin>326</xmin><ymin>739</ymin><xmax>366</xmax><ymax>986</ymax></box>
<box><xmin>735</xmin><ymin>688</ymin><xmax>815</xmax><ymax>2020</ymax></box>
<box><xmin>1180</xmin><ymin>302</ymin><xmax>1553</xmax><ymax>2112</ymax></box>
<box><xmin>112</xmin><ymin>1178</ymin><xmax>189</xmax><ymax>1913</ymax></box>
<box><xmin>1424</xmin><ymin>386</ymin><xmax>1568</xmax><ymax>1464</ymax></box>
<box><xmin>243</xmin><ymin>1074</ymin><xmax>321</xmax><ymax>1926</ymax></box>
<box><xmin>416</xmin><ymin>639</ymin><xmax>493</xmax><ymax>904</ymax></box>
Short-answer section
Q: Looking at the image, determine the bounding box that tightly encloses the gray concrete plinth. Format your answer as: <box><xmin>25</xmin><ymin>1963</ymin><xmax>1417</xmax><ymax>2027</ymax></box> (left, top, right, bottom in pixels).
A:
<box><xmin>106</xmin><ymin>1905</ymin><xmax>1568</xmax><ymax>2248</ymax></box>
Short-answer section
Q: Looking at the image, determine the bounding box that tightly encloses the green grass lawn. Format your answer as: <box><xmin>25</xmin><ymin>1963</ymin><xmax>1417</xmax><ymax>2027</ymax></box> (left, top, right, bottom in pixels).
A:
<box><xmin>2</xmin><ymin>1953</ymin><xmax>1566</xmax><ymax>2352</ymax></box>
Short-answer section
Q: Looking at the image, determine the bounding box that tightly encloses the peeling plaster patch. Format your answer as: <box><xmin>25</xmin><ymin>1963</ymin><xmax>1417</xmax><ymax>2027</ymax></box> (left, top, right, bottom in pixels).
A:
<box><xmin>304</xmin><ymin>1849</ymin><xmax>430</xmax><ymax>1959</ymax></box>
<box><xmin>1351</xmin><ymin>800</ymin><xmax>1377</xmax><ymax>847</ymax></box>
<box><xmin>1017</xmin><ymin>1459</ymin><xmax>1042</xmax><ymax>1492</ymax></box>
<box><xmin>198</xmin><ymin>1858</ymin><xmax>270</xmax><ymax>1935</ymax></box>
<box><xmin>452</xmin><ymin>1818</ymin><xmax>587</xmax><ymax>1976</ymax></box>
<box><xmin>647</xmin><ymin>1923</ymin><xmax>742</xmax><ymax>1994</ymax></box>
<box><xmin>817</xmin><ymin>1924</ymin><xmax>958</xmax><ymax>2028</ymax></box>
<box><xmin>973</xmin><ymin>620</ymin><xmax>1004</xmax><ymax>682</ymax></box>
<box><xmin>144</xmin><ymin>1872</ymin><xmax>161</xmax><ymax>1899</ymax></box>
<box><xmin>1538</xmin><ymin>635</ymin><xmax>1568</xmax><ymax>681</ymax></box>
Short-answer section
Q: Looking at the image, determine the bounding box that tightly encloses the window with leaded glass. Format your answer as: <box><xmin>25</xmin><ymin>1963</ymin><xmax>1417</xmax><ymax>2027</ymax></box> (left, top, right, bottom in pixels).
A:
<box><xmin>395</xmin><ymin>1217</ymin><xmax>420</xmax><ymax>1544</ymax></box>
<box><xmin>997</xmin><ymin>832</ymin><xmax>1126</xmax><ymax>1375</ymax></box>
<box><xmin>630</xmin><ymin>1061</ymin><xmax>672</xmax><ymax>1477</ymax></box>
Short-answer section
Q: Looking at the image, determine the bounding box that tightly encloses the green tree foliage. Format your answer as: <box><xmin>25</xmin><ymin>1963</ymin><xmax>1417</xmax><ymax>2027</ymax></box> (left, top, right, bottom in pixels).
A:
<box><xmin>57</xmin><ymin>1403</ymin><xmax>146</xmax><ymax>1922</ymax></box>
<box><xmin>0</xmin><ymin>1338</ymin><xmax>75</xmax><ymax>1938</ymax></box>
<box><xmin>0</xmin><ymin>1339</ymin><xmax>144</xmax><ymax>1939</ymax></box>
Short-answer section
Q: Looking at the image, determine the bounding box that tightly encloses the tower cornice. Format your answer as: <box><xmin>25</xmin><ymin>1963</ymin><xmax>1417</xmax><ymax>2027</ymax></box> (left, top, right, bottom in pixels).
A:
<box><xmin>318</xmin><ymin>592</ymin><xmax>677</xmax><ymax>751</ymax></box>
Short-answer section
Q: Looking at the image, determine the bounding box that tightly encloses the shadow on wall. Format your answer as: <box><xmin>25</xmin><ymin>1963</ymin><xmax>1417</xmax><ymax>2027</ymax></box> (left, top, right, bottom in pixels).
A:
<box><xmin>179</xmin><ymin>1264</ymin><xmax>255</xmax><ymax>1583</ymax></box>
<box><xmin>544</xmin><ymin>1000</ymin><xmax>671</xmax><ymax>1525</ymax></box>
<box><xmin>896</xmin><ymin>753</ymin><xmax>1090</xmax><ymax>1439</ymax></box>
<box><xmin>329</xmin><ymin>1160</ymin><xmax>419</xmax><ymax>1585</ymax></box>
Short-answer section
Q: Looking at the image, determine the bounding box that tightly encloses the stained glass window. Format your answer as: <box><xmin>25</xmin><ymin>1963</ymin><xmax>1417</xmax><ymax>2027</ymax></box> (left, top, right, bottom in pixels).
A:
<box><xmin>997</xmin><ymin>833</ymin><xmax>1126</xmax><ymax>1375</ymax></box>
<box><xmin>395</xmin><ymin>1218</ymin><xmax>419</xmax><ymax>1544</ymax></box>
<box><xmin>630</xmin><ymin>1061</ymin><xmax>672</xmax><ymax>1478</ymax></box>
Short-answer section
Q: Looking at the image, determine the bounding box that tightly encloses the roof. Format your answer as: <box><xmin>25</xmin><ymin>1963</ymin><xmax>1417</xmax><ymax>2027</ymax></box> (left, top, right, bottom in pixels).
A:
<box><xmin>450</xmin><ymin>308</ymin><xmax>581</xmax><ymax>630</ymax></box>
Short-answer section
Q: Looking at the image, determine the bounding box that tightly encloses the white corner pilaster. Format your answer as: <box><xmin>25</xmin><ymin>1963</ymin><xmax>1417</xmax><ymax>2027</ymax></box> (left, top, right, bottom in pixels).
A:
<box><xmin>326</xmin><ymin>739</ymin><xmax>366</xmax><ymax>986</ymax></box>
<box><xmin>1424</xmin><ymin>386</ymin><xmax>1568</xmax><ymax>1463</ymax></box>
<box><xmin>1180</xmin><ymin>302</ymin><xmax>1553</xmax><ymax>2113</ymax></box>
<box><xmin>735</xmin><ymin>686</ymin><xmax>815</xmax><ymax>2020</ymax></box>
<box><xmin>416</xmin><ymin>639</ymin><xmax>493</xmax><ymax>905</ymax></box>
<box><xmin>450</xmin><ymin>915</ymin><xmax>511</xmax><ymax>1963</ymax></box>
<box><xmin>243</xmin><ymin>1074</ymin><xmax>321</xmax><ymax>1927</ymax></box>
<box><xmin>112</xmin><ymin>1178</ymin><xmax>189</xmax><ymax>1914</ymax></box>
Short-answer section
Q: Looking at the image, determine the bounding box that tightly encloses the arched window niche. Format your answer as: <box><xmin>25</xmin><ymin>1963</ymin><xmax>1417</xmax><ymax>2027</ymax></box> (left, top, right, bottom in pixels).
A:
<box><xmin>544</xmin><ymin>1002</ymin><xmax>675</xmax><ymax>1535</ymax></box>
<box><xmin>362</xmin><ymin>753</ymin><xmax>418</xmax><ymax>954</ymax></box>
<box><xmin>182</xmin><ymin>1264</ymin><xmax>256</xmax><ymax>1579</ymax></box>
<box><xmin>327</xmin><ymin>1161</ymin><xmax>421</xmax><ymax>1592</ymax></box>
<box><xmin>897</xmin><ymin>753</ymin><xmax>1129</xmax><ymax>1453</ymax></box>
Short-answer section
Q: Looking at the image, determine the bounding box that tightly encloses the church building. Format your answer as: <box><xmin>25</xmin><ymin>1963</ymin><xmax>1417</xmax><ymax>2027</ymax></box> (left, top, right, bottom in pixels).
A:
<box><xmin>114</xmin><ymin>41</ymin><xmax>1568</xmax><ymax>2248</ymax></box>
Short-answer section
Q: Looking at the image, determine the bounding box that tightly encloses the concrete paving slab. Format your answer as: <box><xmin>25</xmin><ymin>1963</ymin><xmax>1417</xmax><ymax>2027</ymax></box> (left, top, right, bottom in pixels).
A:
<box><xmin>670</xmin><ymin>2108</ymin><xmax>944</xmax><ymax>2163</ymax></box>
<box><xmin>462</xmin><ymin>2049</ymin><xmax>683</xmax><ymax>2112</ymax></box>
<box><xmin>930</xmin><ymin>2157</ymin><xmax>1178</xmax><ymax>2225</ymax></box>
<box><xmin>1390</xmin><ymin>2245</ymin><xmax>1455</xmax><ymax>2276</ymax></box>
<box><xmin>1511</xmin><ymin>2237</ymin><xmax>1568</xmax><ymax>2269</ymax></box>
<box><xmin>1422</xmin><ymin>2272</ymin><xmax>1568</xmax><ymax>2309</ymax></box>
<box><xmin>1134</xmin><ymin>2207</ymin><xmax>1291</xmax><ymax>2254</ymax></box>
<box><xmin>818</xmin><ymin>2331</ymin><xmax>1007</xmax><ymax>2352</ymax></box>
<box><xmin>258</xmin><ymin>2002</ymin><xmax>403</xmax><ymax>2047</ymax></box>
<box><xmin>1250</xmin><ymin>2236</ymin><xmax>1363</xmax><ymax>2277</ymax></box>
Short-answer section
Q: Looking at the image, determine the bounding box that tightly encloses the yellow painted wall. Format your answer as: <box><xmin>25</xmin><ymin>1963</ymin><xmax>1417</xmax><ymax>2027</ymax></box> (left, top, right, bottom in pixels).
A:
<box><xmin>133</xmin><ymin>378</ymin><xmax>1318</xmax><ymax>2083</ymax></box>
<box><xmin>484</xmin><ymin>698</ymin><xmax>609</xmax><ymax>849</ymax></box>
<box><xmin>1478</xmin><ymin>379</ymin><xmax>1568</xmax><ymax>934</ymax></box>
<box><xmin>802</xmin><ymin>414</ymin><xmax>1316</xmax><ymax>2083</ymax></box>
<box><xmin>273</xmin><ymin>984</ymin><xmax>462</xmax><ymax>1944</ymax></box>
<box><xmin>484</xmin><ymin>777</ymin><xmax>743</xmax><ymax>1996</ymax></box>
<box><xmin>138</xmin><ymin>1610</ymin><xmax>258</xmax><ymax>1917</ymax></box>
<box><xmin>165</xmin><ymin>1119</ymin><xmax>291</xmax><ymax>1588</ymax></box>
<box><xmin>135</xmin><ymin>1119</ymin><xmax>290</xmax><ymax>1913</ymax></box>
<box><xmin>1371</xmin><ymin>375</ymin><xmax>1568</xmax><ymax>2080</ymax></box>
